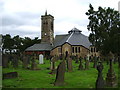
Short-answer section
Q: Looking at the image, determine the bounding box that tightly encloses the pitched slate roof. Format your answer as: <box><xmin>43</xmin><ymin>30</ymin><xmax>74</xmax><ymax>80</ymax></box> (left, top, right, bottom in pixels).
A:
<box><xmin>53</xmin><ymin>28</ymin><xmax>91</xmax><ymax>49</ymax></box>
<box><xmin>25</xmin><ymin>42</ymin><xmax>53</xmax><ymax>51</ymax></box>
<box><xmin>25</xmin><ymin>28</ymin><xmax>91</xmax><ymax>51</ymax></box>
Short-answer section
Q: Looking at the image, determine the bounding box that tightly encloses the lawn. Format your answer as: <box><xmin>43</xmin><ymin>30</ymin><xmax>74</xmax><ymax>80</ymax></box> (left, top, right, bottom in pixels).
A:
<box><xmin>2</xmin><ymin>59</ymin><xmax>119</xmax><ymax>89</ymax></box>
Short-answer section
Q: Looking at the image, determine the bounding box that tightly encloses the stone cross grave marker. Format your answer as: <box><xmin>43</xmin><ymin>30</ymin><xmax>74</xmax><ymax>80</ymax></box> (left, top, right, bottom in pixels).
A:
<box><xmin>39</xmin><ymin>54</ymin><xmax>44</xmax><ymax>64</ymax></box>
<box><xmin>96</xmin><ymin>62</ymin><xmax>105</xmax><ymax>88</ymax></box>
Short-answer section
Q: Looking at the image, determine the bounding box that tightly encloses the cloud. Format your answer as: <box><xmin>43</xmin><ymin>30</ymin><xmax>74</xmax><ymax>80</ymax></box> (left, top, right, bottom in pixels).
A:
<box><xmin>1</xmin><ymin>0</ymin><xmax>120</xmax><ymax>39</ymax></box>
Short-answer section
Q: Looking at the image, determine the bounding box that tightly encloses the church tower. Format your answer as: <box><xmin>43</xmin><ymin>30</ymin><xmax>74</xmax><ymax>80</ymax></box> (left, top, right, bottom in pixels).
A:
<box><xmin>41</xmin><ymin>11</ymin><xmax>54</xmax><ymax>44</ymax></box>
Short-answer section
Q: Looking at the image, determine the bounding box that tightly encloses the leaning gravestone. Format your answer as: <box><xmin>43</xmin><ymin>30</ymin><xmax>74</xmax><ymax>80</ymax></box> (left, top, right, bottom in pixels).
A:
<box><xmin>54</xmin><ymin>60</ymin><xmax>66</xmax><ymax>86</ymax></box>
<box><xmin>66</xmin><ymin>56</ymin><xmax>73</xmax><ymax>72</ymax></box>
<box><xmin>96</xmin><ymin>62</ymin><xmax>105</xmax><ymax>88</ymax></box>
<box><xmin>39</xmin><ymin>54</ymin><xmax>44</xmax><ymax>64</ymax></box>
<box><xmin>106</xmin><ymin>59</ymin><xmax>117</xmax><ymax>87</ymax></box>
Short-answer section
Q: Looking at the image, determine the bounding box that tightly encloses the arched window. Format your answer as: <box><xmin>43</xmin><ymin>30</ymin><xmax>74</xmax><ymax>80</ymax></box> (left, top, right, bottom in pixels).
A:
<box><xmin>75</xmin><ymin>47</ymin><xmax>77</xmax><ymax>53</ymax></box>
<box><xmin>72</xmin><ymin>47</ymin><xmax>74</xmax><ymax>53</ymax></box>
<box><xmin>78</xmin><ymin>47</ymin><xmax>80</xmax><ymax>53</ymax></box>
<box><xmin>91</xmin><ymin>47</ymin><xmax>93</xmax><ymax>52</ymax></box>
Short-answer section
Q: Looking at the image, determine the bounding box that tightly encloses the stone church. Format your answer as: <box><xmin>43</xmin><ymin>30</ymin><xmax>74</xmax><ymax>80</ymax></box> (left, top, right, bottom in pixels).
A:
<box><xmin>25</xmin><ymin>11</ymin><xmax>99</xmax><ymax>58</ymax></box>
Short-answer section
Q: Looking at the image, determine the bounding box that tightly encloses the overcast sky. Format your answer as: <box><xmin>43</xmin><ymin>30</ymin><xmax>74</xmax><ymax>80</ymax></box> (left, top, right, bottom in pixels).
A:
<box><xmin>1</xmin><ymin>0</ymin><xmax>120</xmax><ymax>39</ymax></box>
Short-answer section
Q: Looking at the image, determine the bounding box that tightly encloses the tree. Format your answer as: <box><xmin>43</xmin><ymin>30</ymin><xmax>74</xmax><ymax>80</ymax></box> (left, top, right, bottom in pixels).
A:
<box><xmin>2</xmin><ymin>34</ymin><xmax>14</xmax><ymax>53</ymax></box>
<box><xmin>13</xmin><ymin>35</ymin><xmax>24</xmax><ymax>53</ymax></box>
<box><xmin>2</xmin><ymin>34</ymin><xmax>41</xmax><ymax>54</ymax></box>
<box><xmin>86</xmin><ymin>4</ymin><xmax>120</xmax><ymax>56</ymax></box>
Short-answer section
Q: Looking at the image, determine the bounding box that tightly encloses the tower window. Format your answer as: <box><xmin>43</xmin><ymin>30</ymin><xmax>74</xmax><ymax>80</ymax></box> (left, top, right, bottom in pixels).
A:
<box><xmin>51</xmin><ymin>22</ymin><xmax>53</xmax><ymax>30</ymax></box>
<box><xmin>94</xmin><ymin>48</ymin><xmax>96</xmax><ymax>52</ymax></box>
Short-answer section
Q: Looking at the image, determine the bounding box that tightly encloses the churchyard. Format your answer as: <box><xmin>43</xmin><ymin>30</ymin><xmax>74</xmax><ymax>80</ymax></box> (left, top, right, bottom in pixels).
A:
<box><xmin>2</xmin><ymin>54</ymin><xmax>120</xmax><ymax>89</ymax></box>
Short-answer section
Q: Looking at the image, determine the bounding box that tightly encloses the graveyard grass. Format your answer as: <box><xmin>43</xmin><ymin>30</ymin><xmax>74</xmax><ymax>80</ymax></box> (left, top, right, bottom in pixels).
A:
<box><xmin>2</xmin><ymin>59</ymin><xmax>119</xmax><ymax>88</ymax></box>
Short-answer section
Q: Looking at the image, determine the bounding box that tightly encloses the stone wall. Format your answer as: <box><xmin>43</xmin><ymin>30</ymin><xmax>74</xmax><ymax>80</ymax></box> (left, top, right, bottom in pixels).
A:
<box><xmin>51</xmin><ymin>43</ymin><xmax>90</xmax><ymax>58</ymax></box>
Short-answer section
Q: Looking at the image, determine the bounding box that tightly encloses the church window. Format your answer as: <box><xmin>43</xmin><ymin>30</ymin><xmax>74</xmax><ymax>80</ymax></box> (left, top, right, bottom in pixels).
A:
<box><xmin>75</xmin><ymin>47</ymin><xmax>77</xmax><ymax>53</ymax></box>
<box><xmin>96</xmin><ymin>48</ymin><xmax>98</xmax><ymax>52</ymax></box>
<box><xmin>78</xmin><ymin>47</ymin><xmax>80</xmax><ymax>53</ymax></box>
<box><xmin>94</xmin><ymin>48</ymin><xmax>96</xmax><ymax>52</ymax></box>
<box><xmin>72</xmin><ymin>47</ymin><xmax>74</xmax><ymax>53</ymax></box>
<box><xmin>91</xmin><ymin>48</ymin><xmax>93</xmax><ymax>52</ymax></box>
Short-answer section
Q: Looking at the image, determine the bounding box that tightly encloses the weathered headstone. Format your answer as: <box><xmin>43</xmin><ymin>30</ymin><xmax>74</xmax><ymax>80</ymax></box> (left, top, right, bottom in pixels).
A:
<box><xmin>31</xmin><ymin>54</ymin><xmax>38</xmax><ymax>70</ymax></box>
<box><xmin>106</xmin><ymin>59</ymin><xmax>117</xmax><ymax>87</ymax></box>
<box><xmin>85</xmin><ymin>59</ymin><xmax>89</xmax><ymax>70</ymax></box>
<box><xmin>96</xmin><ymin>62</ymin><xmax>105</xmax><ymax>88</ymax></box>
<box><xmin>39</xmin><ymin>54</ymin><xmax>44</xmax><ymax>64</ymax></box>
<box><xmin>66</xmin><ymin>56</ymin><xmax>72</xmax><ymax>72</ymax></box>
<box><xmin>75</xmin><ymin>55</ymin><xmax>79</xmax><ymax>63</ymax></box>
<box><xmin>22</xmin><ymin>55</ymin><xmax>28</xmax><ymax>69</ymax></box>
<box><xmin>93</xmin><ymin>56</ymin><xmax>97</xmax><ymax>68</ymax></box>
<box><xmin>49</xmin><ymin>56</ymin><xmax>56</xmax><ymax>74</ymax></box>
<box><xmin>54</xmin><ymin>60</ymin><xmax>66</xmax><ymax>86</ymax></box>
<box><xmin>12</xmin><ymin>54</ymin><xmax>19</xmax><ymax>68</ymax></box>
<box><xmin>78</xmin><ymin>57</ymin><xmax>83</xmax><ymax>70</ymax></box>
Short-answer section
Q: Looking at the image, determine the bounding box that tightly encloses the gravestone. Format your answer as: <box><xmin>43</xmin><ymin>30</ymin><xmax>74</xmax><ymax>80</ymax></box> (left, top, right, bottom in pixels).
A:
<box><xmin>106</xmin><ymin>59</ymin><xmax>117</xmax><ymax>87</ymax></box>
<box><xmin>93</xmin><ymin>56</ymin><xmax>97</xmax><ymax>68</ymax></box>
<box><xmin>22</xmin><ymin>55</ymin><xmax>28</xmax><ymax>69</ymax></box>
<box><xmin>49</xmin><ymin>56</ymin><xmax>56</xmax><ymax>74</ymax></box>
<box><xmin>12</xmin><ymin>54</ymin><xmax>18</xmax><ymax>68</ymax></box>
<box><xmin>85</xmin><ymin>59</ymin><xmax>89</xmax><ymax>70</ymax></box>
<box><xmin>66</xmin><ymin>56</ymin><xmax>72</xmax><ymax>72</ymax></box>
<box><xmin>113</xmin><ymin>57</ymin><xmax>117</xmax><ymax>64</ymax></box>
<box><xmin>31</xmin><ymin>55</ymin><xmax>37</xmax><ymax>70</ymax></box>
<box><xmin>54</xmin><ymin>60</ymin><xmax>66</xmax><ymax>86</ymax></box>
<box><xmin>39</xmin><ymin>54</ymin><xmax>44</xmax><ymax>64</ymax></box>
<box><xmin>78</xmin><ymin>57</ymin><xmax>83</xmax><ymax>70</ymax></box>
<box><xmin>3</xmin><ymin>72</ymin><xmax>18</xmax><ymax>79</ymax></box>
<box><xmin>96</xmin><ymin>62</ymin><xmax>105</xmax><ymax>88</ymax></box>
<box><xmin>2</xmin><ymin>54</ymin><xmax>9</xmax><ymax>68</ymax></box>
<box><xmin>75</xmin><ymin>55</ymin><xmax>79</xmax><ymax>63</ymax></box>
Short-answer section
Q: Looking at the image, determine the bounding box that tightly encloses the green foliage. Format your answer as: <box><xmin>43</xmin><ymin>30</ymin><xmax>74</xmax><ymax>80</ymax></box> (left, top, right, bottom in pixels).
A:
<box><xmin>2</xmin><ymin>34</ymin><xmax>41</xmax><ymax>53</ymax></box>
<box><xmin>2</xmin><ymin>60</ymin><xmax>119</xmax><ymax>88</ymax></box>
<box><xmin>86</xmin><ymin>4</ymin><xmax>120</xmax><ymax>56</ymax></box>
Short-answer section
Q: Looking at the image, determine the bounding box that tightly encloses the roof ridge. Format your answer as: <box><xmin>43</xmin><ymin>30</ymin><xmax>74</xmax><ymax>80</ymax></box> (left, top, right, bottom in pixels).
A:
<box><xmin>66</xmin><ymin>32</ymin><xmax>74</xmax><ymax>42</ymax></box>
